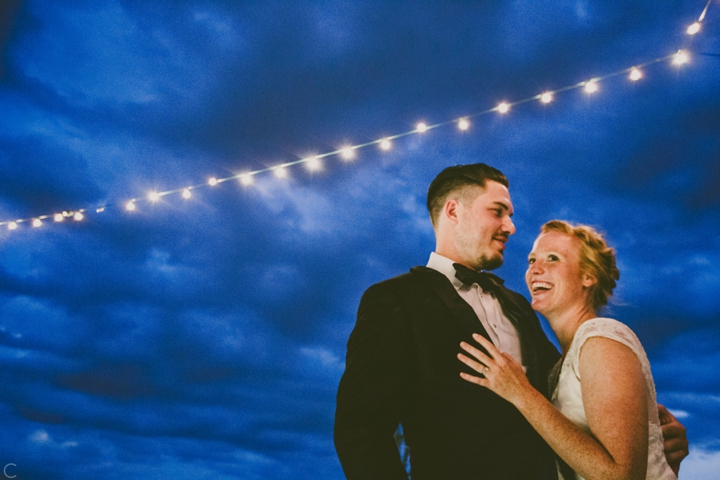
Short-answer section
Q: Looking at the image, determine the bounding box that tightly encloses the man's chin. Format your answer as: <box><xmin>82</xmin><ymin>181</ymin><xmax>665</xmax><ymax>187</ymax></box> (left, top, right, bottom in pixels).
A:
<box><xmin>478</xmin><ymin>254</ymin><xmax>504</xmax><ymax>271</ymax></box>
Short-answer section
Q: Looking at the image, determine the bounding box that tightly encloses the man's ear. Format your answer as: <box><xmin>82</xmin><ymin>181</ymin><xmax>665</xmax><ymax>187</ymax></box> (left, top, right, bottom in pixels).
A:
<box><xmin>444</xmin><ymin>198</ymin><xmax>461</xmax><ymax>225</ymax></box>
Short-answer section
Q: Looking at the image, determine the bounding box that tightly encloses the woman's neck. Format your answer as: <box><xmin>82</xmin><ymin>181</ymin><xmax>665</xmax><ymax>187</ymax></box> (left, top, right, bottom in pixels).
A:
<box><xmin>546</xmin><ymin>303</ymin><xmax>597</xmax><ymax>355</ymax></box>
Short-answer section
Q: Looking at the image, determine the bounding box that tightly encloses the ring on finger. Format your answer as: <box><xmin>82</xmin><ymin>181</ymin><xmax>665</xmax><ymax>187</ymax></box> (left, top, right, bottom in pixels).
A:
<box><xmin>482</xmin><ymin>366</ymin><xmax>489</xmax><ymax>376</ymax></box>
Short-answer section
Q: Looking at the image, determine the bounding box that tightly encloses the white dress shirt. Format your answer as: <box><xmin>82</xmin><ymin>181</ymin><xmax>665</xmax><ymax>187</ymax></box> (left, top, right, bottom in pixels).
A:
<box><xmin>426</xmin><ymin>252</ymin><xmax>524</xmax><ymax>367</ymax></box>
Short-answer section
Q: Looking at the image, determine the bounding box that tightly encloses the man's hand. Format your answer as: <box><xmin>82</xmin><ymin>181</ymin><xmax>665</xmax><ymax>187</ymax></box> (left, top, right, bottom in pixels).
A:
<box><xmin>658</xmin><ymin>404</ymin><xmax>689</xmax><ymax>476</ymax></box>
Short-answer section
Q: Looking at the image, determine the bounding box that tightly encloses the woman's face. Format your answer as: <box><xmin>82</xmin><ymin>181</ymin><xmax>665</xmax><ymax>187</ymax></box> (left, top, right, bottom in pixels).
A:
<box><xmin>525</xmin><ymin>231</ymin><xmax>595</xmax><ymax>317</ymax></box>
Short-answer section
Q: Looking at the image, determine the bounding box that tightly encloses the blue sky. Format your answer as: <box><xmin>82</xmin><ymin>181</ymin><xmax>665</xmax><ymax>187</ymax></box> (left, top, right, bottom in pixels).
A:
<box><xmin>0</xmin><ymin>1</ymin><xmax>719</xmax><ymax>478</ymax></box>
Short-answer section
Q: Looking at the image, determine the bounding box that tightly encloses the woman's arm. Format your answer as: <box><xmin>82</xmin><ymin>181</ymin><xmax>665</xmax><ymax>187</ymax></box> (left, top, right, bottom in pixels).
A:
<box><xmin>459</xmin><ymin>333</ymin><xmax>648</xmax><ymax>480</ymax></box>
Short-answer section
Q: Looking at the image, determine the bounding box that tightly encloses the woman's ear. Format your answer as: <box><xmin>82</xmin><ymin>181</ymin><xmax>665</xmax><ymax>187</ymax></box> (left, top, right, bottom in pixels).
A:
<box><xmin>582</xmin><ymin>272</ymin><xmax>597</xmax><ymax>289</ymax></box>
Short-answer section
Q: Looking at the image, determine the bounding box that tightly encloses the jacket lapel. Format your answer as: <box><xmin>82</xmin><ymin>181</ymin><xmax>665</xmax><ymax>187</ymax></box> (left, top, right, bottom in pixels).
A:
<box><xmin>410</xmin><ymin>266</ymin><xmax>546</xmax><ymax>393</ymax></box>
<box><xmin>409</xmin><ymin>266</ymin><xmax>493</xmax><ymax>344</ymax></box>
<box><xmin>489</xmin><ymin>287</ymin><xmax>546</xmax><ymax>392</ymax></box>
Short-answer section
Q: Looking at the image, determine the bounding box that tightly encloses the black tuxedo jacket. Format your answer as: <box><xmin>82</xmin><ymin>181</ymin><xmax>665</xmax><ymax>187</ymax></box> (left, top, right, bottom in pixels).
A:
<box><xmin>335</xmin><ymin>266</ymin><xmax>561</xmax><ymax>480</ymax></box>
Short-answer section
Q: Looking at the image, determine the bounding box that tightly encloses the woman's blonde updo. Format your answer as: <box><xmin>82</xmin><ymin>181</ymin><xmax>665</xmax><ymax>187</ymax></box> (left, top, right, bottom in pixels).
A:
<box><xmin>540</xmin><ymin>220</ymin><xmax>620</xmax><ymax>311</ymax></box>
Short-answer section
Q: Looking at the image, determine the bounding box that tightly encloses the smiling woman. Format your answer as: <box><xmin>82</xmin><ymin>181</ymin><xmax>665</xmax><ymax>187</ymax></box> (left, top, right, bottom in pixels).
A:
<box><xmin>459</xmin><ymin>220</ymin><xmax>683</xmax><ymax>479</ymax></box>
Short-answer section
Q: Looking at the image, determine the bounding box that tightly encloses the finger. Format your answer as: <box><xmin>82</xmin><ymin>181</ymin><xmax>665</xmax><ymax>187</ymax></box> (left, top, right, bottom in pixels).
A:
<box><xmin>665</xmin><ymin>449</ymin><xmax>689</xmax><ymax>467</ymax></box>
<box><xmin>457</xmin><ymin>352</ymin><xmax>488</xmax><ymax>375</ymax></box>
<box><xmin>459</xmin><ymin>341</ymin><xmax>493</xmax><ymax>366</ymax></box>
<box><xmin>663</xmin><ymin>434</ymin><xmax>689</xmax><ymax>453</ymax></box>
<box><xmin>472</xmin><ymin>333</ymin><xmax>501</xmax><ymax>360</ymax></box>
<box><xmin>459</xmin><ymin>371</ymin><xmax>488</xmax><ymax>387</ymax></box>
<box><xmin>657</xmin><ymin>404</ymin><xmax>676</xmax><ymax>425</ymax></box>
<box><xmin>661</xmin><ymin>422</ymin><xmax>685</xmax><ymax>439</ymax></box>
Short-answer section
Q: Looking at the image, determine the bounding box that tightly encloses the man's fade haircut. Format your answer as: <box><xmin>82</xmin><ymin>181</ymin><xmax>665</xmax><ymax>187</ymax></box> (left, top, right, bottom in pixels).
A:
<box><xmin>426</xmin><ymin>163</ymin><xmax>509</xmax><ymax>227</ymax></box>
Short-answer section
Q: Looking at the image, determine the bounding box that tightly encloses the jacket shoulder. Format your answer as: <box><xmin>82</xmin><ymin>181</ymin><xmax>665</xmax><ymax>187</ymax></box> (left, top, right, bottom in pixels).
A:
<box><xmin>502</xmin><ymin>285</ymin><xmax>533</xmax><ymax>308</ymax></box>
<box><xmin>361</xmin><ymin>266</ymin><xmax>443</xmax><ymax>298</ymax></box>
<box><xmin>363</xmin><ymin>268</ymin><xmax>417</xmax><ymax>292</ymax></box>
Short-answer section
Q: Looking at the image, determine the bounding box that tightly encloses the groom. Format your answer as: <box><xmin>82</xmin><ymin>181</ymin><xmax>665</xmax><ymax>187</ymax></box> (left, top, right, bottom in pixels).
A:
<box><xmin>334</xmin><ymin>163</ymin><xmax>688</xmax><ymax>479</ymax></box>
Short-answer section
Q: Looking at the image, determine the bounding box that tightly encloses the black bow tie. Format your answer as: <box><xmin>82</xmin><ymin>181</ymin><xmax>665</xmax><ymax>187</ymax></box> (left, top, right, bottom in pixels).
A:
<box><xmin>453</xmin><ymin>263</ymin><xmax>505</xmax><ymax>294</ymax></box>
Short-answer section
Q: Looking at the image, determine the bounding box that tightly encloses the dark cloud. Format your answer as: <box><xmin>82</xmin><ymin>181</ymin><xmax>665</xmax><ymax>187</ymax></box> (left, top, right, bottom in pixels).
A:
<box><xmin>0</xmin><ymin>0</ymin><xmax>719</xmax><ymax>477</ymax></box>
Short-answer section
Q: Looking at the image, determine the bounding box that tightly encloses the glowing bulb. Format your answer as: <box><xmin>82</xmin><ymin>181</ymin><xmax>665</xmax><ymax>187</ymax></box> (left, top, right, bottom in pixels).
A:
<box><xmin>306</xmin><ymin>157</ymin><xmax>321</xmax><ymax>171</ymax></box>
<box><xmin>629</xmin><ymin>68</ymin><xmax>642</xmax><ymax>81</ymax></box>
<box><xmin>241</xmin><ymin>174</ymin><xmax>253</xmax><ymax>185</ymax></box>
<box><xmin>458</xmin><ymin>119</ymin><xmax>470</xmax><ymax>130</ymax></box>
<box><xmin>416</xmin><ymin>122</ymin><xmax>428</xmax><ymax>133</ymax></box>
<box><xmin>341</xmin><ymin>147</ymin><xmax>354</xmax><ymax>160</ymax></box>
<box><xmin>673</xmin><ymin>50</ymin><xmax>689</xmax><ymax>65</ymax></box>
<box><xmin>274</xmin><ymin>166</ymin><xmax>287</xmax><ymax>178</ymax></box>
<box><xmin>96</xmin><ymin>206</ymin><xmax>105</xmax><ymax>213</ymax></box>
<box><xmin>126</xmin><ymin>201</ymin><xmax>136</xmax><ymax>211</ymax></box>
<box><xmin>148</xmin><ymin>191</ymin><xmax>160</xmax><ymax>202</ymax></box>
<box><xmin>497</xmin><ymin>102</ymin><xmax>510</xmax><ymax>113</ymax></box>
<box><xmin>540</xmin><ymin>92</ymin><xmax>553</xmax><ymax>104</ymax></box>
<box><xmin>182</xmin><ymin>188</ymin><xmax>192</xmax><ymax>199</ymax></box>
<box><xmin>584</xmin><ymin>81</ymin><xmax>598</xmax><ymax>93</ymax></box>
<box><xmin>32</xmin><ymin>219</ymin><xmax>42</xmax><ymax>228</ymax></box>
<box><xmin>54</xmin><ymin>213</ymin><xmax>64</xmax><ymax>222</ymax></box>
<box><xmin>8</xmin><ymin>222</ymin><xmax>18</xmax><ymax>230</ymax></box>
<box><xmin>73</xmin><ymin>212</ymin><xmax>84</xmax><ymax>221</ymax></box>
<box><xmin>380</xmin><ymin>139</ymin><xmax>392</xmax><ymax>150</ymax></box>
<box><xmin>208</xmin><ymin>177</ymin><xmax>218</xmax><ymax>186</ymax></box>
<box><xmin>687</xmin><ymin>22</ymin><xmax>701</xmax><ymax>35</ymax></box>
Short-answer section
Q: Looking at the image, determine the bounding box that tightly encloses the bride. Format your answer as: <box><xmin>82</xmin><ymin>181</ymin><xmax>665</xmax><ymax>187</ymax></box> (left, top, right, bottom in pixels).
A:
<box><xmin>458</xmin><ymin>220</ymin><xmax>677</xmax><ymax>480</ymax></box>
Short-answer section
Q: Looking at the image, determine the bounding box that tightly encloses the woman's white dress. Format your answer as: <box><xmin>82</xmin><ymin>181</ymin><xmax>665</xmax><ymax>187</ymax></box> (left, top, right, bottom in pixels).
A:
<box><xmin>548</xmin><ymin>317</ymin><xmax>677</xmax><ymax>480</ymax></box>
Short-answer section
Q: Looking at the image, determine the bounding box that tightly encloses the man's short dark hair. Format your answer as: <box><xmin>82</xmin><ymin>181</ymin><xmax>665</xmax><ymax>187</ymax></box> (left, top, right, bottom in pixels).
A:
<box><xmin>426</xmin><ymin>163</ymin><xmax>509</xmax><ymax>227</ymax></box>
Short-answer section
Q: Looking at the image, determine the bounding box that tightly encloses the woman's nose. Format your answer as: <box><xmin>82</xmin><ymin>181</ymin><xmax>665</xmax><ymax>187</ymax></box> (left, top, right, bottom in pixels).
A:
<box><xmin>529</xmin><ymin>260</ymin><xmax>543</xmax><ymax>274</ymax></box>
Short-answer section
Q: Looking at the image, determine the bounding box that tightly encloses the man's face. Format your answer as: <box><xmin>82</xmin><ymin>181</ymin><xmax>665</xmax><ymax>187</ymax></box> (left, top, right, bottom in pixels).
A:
<box><xmin>454</xmin><ymin>181</ymin><xmax>516</xmax><ymax>271</ymax></box>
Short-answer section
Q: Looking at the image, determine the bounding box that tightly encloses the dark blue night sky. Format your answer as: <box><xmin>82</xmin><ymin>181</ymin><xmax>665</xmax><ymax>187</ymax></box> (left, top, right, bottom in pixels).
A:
<box><xmin>1</xmin><ymin>1</ymin><xmax>719</xmax><ymax>478</ymax></box>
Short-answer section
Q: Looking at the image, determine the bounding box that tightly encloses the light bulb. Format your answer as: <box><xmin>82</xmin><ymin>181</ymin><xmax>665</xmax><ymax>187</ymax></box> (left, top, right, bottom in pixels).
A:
<box><xmin>306</xmin><ymin>157</ymin><xmax>321</xmax><ymax>171</ymax></box>
<box><xmin>673</xmin><ymin>51</ymin><xmax>689</xmax><ymax>65</ymax></box>
<box><xmin>341</xmin><ymin>147</ymin><xmax>354</xmax><ymax>160</ymax></box>
<box><xmin>584</xmin><ymin>81</ymin><xmax>598</xmax><ymax>93</ymax></box>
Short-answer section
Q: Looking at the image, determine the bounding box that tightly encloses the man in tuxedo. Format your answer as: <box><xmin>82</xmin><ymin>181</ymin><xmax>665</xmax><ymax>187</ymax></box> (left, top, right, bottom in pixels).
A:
<box><xmin>334</xmin><ymin>163</ymin><xmax>688</xmax><ymax>479</ymax></box>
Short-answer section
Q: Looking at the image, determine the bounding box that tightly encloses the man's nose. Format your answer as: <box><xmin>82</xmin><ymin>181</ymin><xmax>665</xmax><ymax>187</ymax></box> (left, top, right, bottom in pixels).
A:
<box><xmin>503</xmin><ymin>216</ymin><xmax>516</xmax><ymax>235</ymax></box>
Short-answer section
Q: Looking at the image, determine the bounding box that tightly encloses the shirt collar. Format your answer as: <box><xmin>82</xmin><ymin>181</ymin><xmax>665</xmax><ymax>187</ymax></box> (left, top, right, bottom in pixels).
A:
<box><xmin>426</xmin><ymin>252</ymin><xmax>465</xmax><ymax>289</ymax></box>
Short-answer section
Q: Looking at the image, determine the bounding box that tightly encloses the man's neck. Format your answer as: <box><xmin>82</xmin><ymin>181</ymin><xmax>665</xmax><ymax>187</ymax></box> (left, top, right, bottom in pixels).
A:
<box><xmin>434</xmin><ymin>245</ymin><xmax>476</xmax><ymax>268</ymax></box>
<box><xmin>433</xmin><ymin>249</ymin><xmax>494</xmax><ymax>272</ymax></box>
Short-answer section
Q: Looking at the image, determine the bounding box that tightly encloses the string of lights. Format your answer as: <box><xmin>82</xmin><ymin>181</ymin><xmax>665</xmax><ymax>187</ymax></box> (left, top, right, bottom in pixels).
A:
<box><xmin>0</xmin><ymin>10</ymin><xmax>714</xmax><ymax>232</ymax></box>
